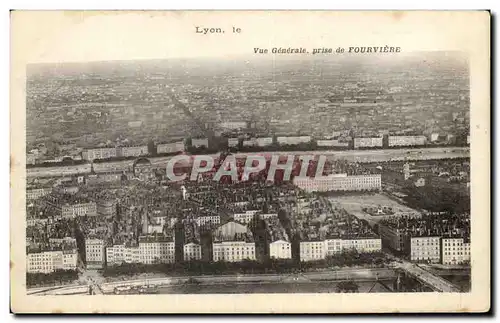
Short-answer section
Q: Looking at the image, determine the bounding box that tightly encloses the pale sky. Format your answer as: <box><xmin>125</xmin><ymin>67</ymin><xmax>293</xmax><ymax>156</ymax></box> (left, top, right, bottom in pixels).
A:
<box><xmin>11</xmin><ymin>11</ymin><xmax>489</xmax><ymax>64</ymax></box>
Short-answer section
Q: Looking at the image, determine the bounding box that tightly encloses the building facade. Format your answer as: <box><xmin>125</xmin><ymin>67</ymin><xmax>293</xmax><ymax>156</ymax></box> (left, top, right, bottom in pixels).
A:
<box><xmin>118</xmin><ymin>145</ymin><xmax>149</xmax><ymax>157</ymax></box>
<box><xmin>27</xmin><ymin>187</ymin><xmax>52</xmax><ymax>201</ymax></box>
<box><xmin>183</xmin><ymin>242</ymin><xmax>202</xmax><ymax>261</ymax></box>
<box><xmin>27</xmin><ymin>249</ymin><xmax>78</xmax><ymax>274</ymax></box>
<box><xmin>233</xmin><ymin>210</ymin><xmax>260</xmax><ymax>224</ymax></box>
<box><xmin>388</xmin><ymin>135</ymin><xmax>427</xmax><ymax>147</ymax></box>
<box><xmin>192</xmin><ymin>138</ymin><xmax>209</xmax><ymax>148</ymax></box>
<box><xmin>269</xmin><ymin>240</ymin><xmax>292</xmax><ymax>259</ymax></box>
<box><xmin>441</xmin><ymin>238</ymin><xmax>471</xmax><ymax>265</ymax></box>
<box><xmin>195</xmin><ymin>215</ymin><xmax>221</xmax><ymax>227</ymax></box>
<box><xmin>293</xmin><ymin>174</ymin><xmax>382</xmax><ymax>193</ymax></box>
<box><xmin>354</xmin><ymin>137</ymin><xmax>383</xmax><ymax>149</ymax></box>
<box><xmin>228</xmin><ymin>138</ymin><xmax>239</xmax><ymax>147</ymax></box>
<box><xmin>61</xmin><ymin>202</ymin><xmax>97</xmax><ymax>218</ymax></box>
<box><xmin>82</xmin><ymin>147</ymin><xmax>118</xmax><ymax>161</ymax></box>
<box><xmin>85</xmin><ymin>238</ymin><xmax>106</xmax><ymax>269</ymax></box>
<box><xmin>157</xmin><ymin>141</ymin><xmax>185</xmax><ymax>154</ymax></box>
<box><xmin>300</xmin><ymin>240</ymin><xmax>326</xmax><ymax>262</ymax></box>
<box><xmin>341</xmin><ymin>238</ymin><xmax>382</xmax><ymax>253</ymax></box>
<box><xmin>277</xmin><ymin>136</ymin><xmax>311</xmax><ymax>145</ymax></box>
<box><xmin>212</xmin><ymin>241</ymin><xmax>256</xmax><ymax>262</ymax></box>
<box><xmin>410</xmin><ymin>236</ymin><xmax>441</xmax><ymax>263</ymax></box>
<box><xmin>106</xmin><ymin>245</ymin><xmax>141</xmax><ymax>265</ymax></box>
<box><xmin>138</xmin><ymin>238</ymin><xmax>175</xmax><ymax>264</ymax></box>
<box><xmin>324</xmin><ymin>238</ymin><xmax>343</xmax><ymax>256</ymax></box>
<box><xmin>97</xmin><ymin>199</ymin><xmax>117</xmax><ymax>218</ymax></box>
<box><xmin>378</xmin><ymin>224</ymin><xmax>410</xmax><ymax>254</ymax></box>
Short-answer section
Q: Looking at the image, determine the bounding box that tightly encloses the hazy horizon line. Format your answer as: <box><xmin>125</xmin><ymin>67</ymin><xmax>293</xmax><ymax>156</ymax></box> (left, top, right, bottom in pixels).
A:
<box><xmin>26</xmin><ymin>50</ymin><xmax>468</xmax><ymax>68</ymax></box>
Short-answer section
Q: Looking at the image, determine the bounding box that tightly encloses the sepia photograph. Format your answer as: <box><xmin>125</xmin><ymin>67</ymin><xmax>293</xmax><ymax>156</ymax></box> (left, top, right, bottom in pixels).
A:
<box><xmin>10</xmin><ymin>10</ymin><xmax>490</xmax><ymax>313</ymax></box>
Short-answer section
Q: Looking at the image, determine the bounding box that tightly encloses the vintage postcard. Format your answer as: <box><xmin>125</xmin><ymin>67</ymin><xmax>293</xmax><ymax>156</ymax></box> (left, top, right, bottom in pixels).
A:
<box><xmin>10</xmin><ymin>11</ymin><xmax>490</xmax><ymax>313</ymax></box>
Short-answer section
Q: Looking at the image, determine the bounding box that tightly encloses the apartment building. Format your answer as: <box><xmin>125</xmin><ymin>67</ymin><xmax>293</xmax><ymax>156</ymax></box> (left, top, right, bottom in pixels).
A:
<box><xmin>106</xmin><ymin>244</ymin><xmax>141</xmax><ymax>265</ymax></box>
<box><xmin>300</xmin><ymin>240</ymin><xmax>326</xmax><ymax>262</ymax></box>
<box><xmin>388</xmin><ymin>135</ymin><xmax>427</xmax><ymax>147</ymax></box>
<box><xmin>233</xmin><ymin>210</ymin><xmax>260</xmax><ymax>224</ymax></box>
<box><xmin>442</xmin><ymin>237</ymin><xmax>471</xmax><ymax>265</ymax></box>
<box><xmin>118</xmin><ymin>145</ymin><xmax>149</xmax><ymax>158</ymax></box>
<box><xmin>341</xmin><ymin>238</ymin><xmax>382</xmax><ymax>253</ymax></box>
<box><xmin>293</xmin><ymin>174</ymin><xmax>382</xmax><ymax>193</ymax></box>
<box><xmin>85</xmin><ymin>238</ymin><xmax>106</xmax><ymax>269</ymax></box>
<box><xmin>27</xmin><ymin>187</ymin><xmax>52</xmax><ymax>201</ymax></box>
<box><xmin>195</xmin><ymin>215</ymin><xmax>221</xmax><ymax>227</ymax></box>
<box><xmin>212</xmin><ymin>241</ymin><xmax>256</xmax><ymax>262</ymax></box>
<box><xmin>324</xmin><ymin>238</ymin><xmax>343</xmax><ymax>256</ymax></box>
<box><xmin>269</xmin><ymin>239</ymin><xmax>292</xmax><ymax>259</ymax></box>
<box><xmin>61</xmin><ymin>202</ymin><xmax>97</xmax><ymax>218</ymax></box>
<box><xmin>354</xmin><ymin>137</ymin><xmax>383</xmax><ymax>149</ymax></box>
<box><xmin>27</xmin><ymin>249</ymin><xmax>78</xmax><ymax>274</ymax></box>
<box><xmin>192</xmin><ymin>138</ymin><xmax>209</xmax><ymax>148</ymax></box>
<box><xmin>183</xmin><ymin>242</ymin><xmax>202</xmax><ymax>261</ymax></box>
<box><xmin>82</xmin><ymin>147</ymin><xmax>118</xmax><ymax>161</ymax></box>
<box><xmin>157</xmin><ymin>141</ymin><xmax>185</xmax><ymax>154</ymax></box>
<box><xmin>378</xmin><ymin>224</ymin><xmax>411</xmax><ymax>254</ymax></box>
<box><xmin>255</xmin><ymin>137</ymin><xmax>273</xmax><ymax>147</ymax></box>
<box><xmin>228</xmin><ymin>138</ymin><xmax>239</xmax><ymax>148</ymax></box>
<box><xmin>410</xmin><ymin>236</ymin><xmax>441</xmax><ymax>263</ymax></box>
<box><xmin>277</xmin><ymin>136</ymin><xmax>311</xmax><ymax>145</ymax></box>
<box><xmin>138</xmin><ymin>236</ymin><xmax>175</xmax><ymax>264</ymax></box>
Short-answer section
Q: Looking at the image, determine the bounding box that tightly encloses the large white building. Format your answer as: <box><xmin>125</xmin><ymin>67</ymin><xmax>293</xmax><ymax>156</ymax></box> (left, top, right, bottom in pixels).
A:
<box><xmin>255</xmin><ymin>137</ymin><xmax>273</xmax><ymax>147</ymax></box>
<box><xmin>388</xmin><ymin>135</ymin><xmax>427</xmax><ymax>147</ymax></box>
<box><xmin>212</xmin><ymin>241</ymin><xmax>256</xmax><ymax>262</ymax></box>
<box><xmin>85</xmin><ymin>238</ymin><xmax>105</xmax><ymax>268</ymax></box>
<box><xmin>138</xmin><ymin>236</ymin><xmax>175</xmax><ymax>264</ymax></box>
<box><xmin>293</xmin><ymin>174</ymin><xmax>382</xmax><ymax>193</ymax></box>
<box><xmin>118</xmin><ymin>145</ymin><xmax>149</xmax><ymax>157</ymax></box>
<box><xmin>324</xmin><ymin>239</ymin><xmax>343</xmax><ymax>256</ymax></box>
<box><xmin>27</xmin><ymin>187</ymin><xmax>52</xmax><ymax>201</ymax></box>
<box><xmin>300</xmin><ymin>240</ymin><xmax>326</xmax><ymax>262</ymax></box>
<box><xmin>277</xmin><ymin>136</ymin><xmax>311</xmax><ymax>145</ymax></box>
<box><xmin>27</xmin><ymin>249</ymin><xmax>78</xmax><ymax>274</ymax></box>
<box><xmin>61</xmin><ymin>202</ymin><xmax>97</xmax><ymax>218</ymax></box>
<box><xmin>106</xmin><ymin>244</ymin><xmax>141</xmax><ymax>265</ymax></box>
<box><xmin>342</xmin><ymin>238</ymin><xmax>382</xmax><ymax>253</ymax></box>
<box><xmin>316</xmin><ymin>139</ymin><xmax>349</xmax><ymax>148</ymax></box>
<box><xmin>183</xmin><ymin>242</ymin><xmax>202</xmax><ymax>261</ymax></box>
<box><xmin>243</xmin><ymin>139</ymin><xmax>256</xmax><ymax>147</ymax></box>
<box><xmin>410</xmin><ymin>236</ymin><xmax>441</xmax><ymax>263</ymax></box>
<box><xmin>233</xmin><ymin>210</ymin><xmax>260</xmax><ymax>224</ymax></box>
<box><xmin>157</xmin><ymin>141</ymin><xmax>185</xmax><ymax>154</ymax></box>
<box><xmin>192</xmin><ymin>138</ymin><xmax>209</xmax><ymax>148</ymax></box>
<box><xmin>228</xmin><ymin>138</ymin><xmax>239</xmax><ymax>147</ymax></box>
<box><xmin>269</xmin><ymin>240</ymin><xmax>292</xmax><ymax>259</ymax></box>
<box><xmin>354</xmin><ymin>137</ymin><xmax>383</xmax><ymax>149</ymax></box>
<box><xmin>195</xmin><ymin>215</ymin><xmax>221</xmax><ymax>227</ymax></box>
<box><xmin>442</xmin><ymin>237</ymin><xmax>471</xmax><ymax>265</ymax></box>
<box><xmin>82</xmin><ymin>147</ymin><xmax>118</xmax><ymax>161</ymax></box>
